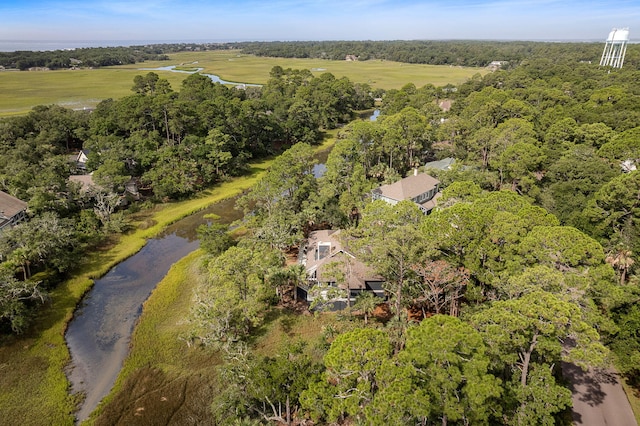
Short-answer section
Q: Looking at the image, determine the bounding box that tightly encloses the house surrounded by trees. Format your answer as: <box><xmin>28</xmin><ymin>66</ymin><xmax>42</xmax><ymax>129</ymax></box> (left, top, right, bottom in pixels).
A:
<box><xmin>299</xmin><ymin>229</ymin><xmax>384</xmax><ymax>309</ymax></box>
<box><xmin>425</xmin><ymin>157</ymin><xmax>456</xmax><ymax>171</ymax></box>
<box><xmin>0</xmin><ymin>191</ymin><xmax>27</xmax><ymax>232</ymax></box>
<box><xmin>372</xmin><ymin>171</ymin><xmax>441</xmax><ymax>214</ymax></box>
<box><xmin>74</xmin><ymin>149</ymin><xmax>90</xmax><ymax>172</ymax></box>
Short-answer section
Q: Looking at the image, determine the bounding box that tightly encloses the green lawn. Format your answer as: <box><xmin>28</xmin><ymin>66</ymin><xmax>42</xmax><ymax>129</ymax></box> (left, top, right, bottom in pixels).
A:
<box><xmin>0</xmin><ymin>50</ymin><xmax>487</xmax><ymax>116</ymax></box>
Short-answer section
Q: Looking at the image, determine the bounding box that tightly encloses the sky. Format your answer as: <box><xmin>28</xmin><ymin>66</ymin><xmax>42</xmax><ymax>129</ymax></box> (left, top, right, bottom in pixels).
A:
<box><xmin>1</xmin><ymin>0</ymin><xmax>639</xmax><ymax>45</ymax></box>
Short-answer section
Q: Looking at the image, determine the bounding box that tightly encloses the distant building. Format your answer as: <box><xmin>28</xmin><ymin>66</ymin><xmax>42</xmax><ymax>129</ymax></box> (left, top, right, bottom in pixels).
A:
<box><xmin>425</xmin><ymin>157</ymin><xmax>456</xmax><ymax>171</ymax></box>
<box><xmin>0</xmin><ymin>191</ymin><xmax>27</xmax><ymax>232</ymax></box>
<box><xmin>488</xmin><ymin>61</ymin><xmax>508</xmax><ymax>71</ymax></box>
<box><xmin>69</xmin><ymin>173</ymin><xmax>140</xmax><ymax>201</ymax></box>
<box><xmin>71</xmin><ymin>149</ymin><xmax>90</xmax><ymax>172</ymax></box>
<box><xmin>68</xmin><ymin>174</ymin><xmax>99</xmax><ymax>193</ymax></box>
<box><xmin>345</xmin><ymin>55</ymin><xmax>358</xmax><ymax>61</ymax></box>
<box><xmin>438</xmin><ymin>99</ymin><xmax>452</xmax><ymax>112</ymax></box>
<box><xmin>372</xmin><ymin>170</ymin><xmax>441</xmax><ymax>214</ymax></box>
<box><xmin>621</xmin><ymin>159</ymin><xmax>637</xmax><ymax>173</ymax></box>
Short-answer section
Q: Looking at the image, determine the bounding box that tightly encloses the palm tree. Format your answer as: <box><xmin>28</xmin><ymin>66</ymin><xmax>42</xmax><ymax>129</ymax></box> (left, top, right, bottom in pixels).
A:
<box><xmin>606</xmin><ymin>248</ymin><xmax>635</xmax><ymax>285</ymax></box>
<box><xmin>354</xmin><ymin>291</ymin><xmax>379</xmax><ymax>325</ymax></box>
<box><xmin>266</xmin><ymin>267</ymin><xmax>289</xmax><ymax>304</ymax></box>
<box><xmin>287</xmin><ymin>264</ymin><xmax>307</xmax><ymax>302</ymax></box>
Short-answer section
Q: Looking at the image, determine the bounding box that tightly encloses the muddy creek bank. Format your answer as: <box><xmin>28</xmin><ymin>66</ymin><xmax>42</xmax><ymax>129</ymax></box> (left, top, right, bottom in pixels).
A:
<box><xmin>65</xmin><ymin>146</ymin><xmax>333</xmax><ymax>422</ymax></box>
<box><xmin>65</xmin><ymin>197</ymin><xmax>241</xmax><ymax>422</ymax></box>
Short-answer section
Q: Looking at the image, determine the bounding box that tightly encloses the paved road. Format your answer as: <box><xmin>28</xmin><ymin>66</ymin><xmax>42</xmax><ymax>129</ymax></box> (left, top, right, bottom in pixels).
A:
<box><xmin>563</xmin><ymin>362</ymin><xmax>637</xmax><ymax>426</ymax></box>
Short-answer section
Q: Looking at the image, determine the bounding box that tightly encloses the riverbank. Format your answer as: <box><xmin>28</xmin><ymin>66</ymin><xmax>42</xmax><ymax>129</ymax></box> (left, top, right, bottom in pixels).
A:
<box><xmin>83</xmin><ymin>142</ymin><xmax>344</xmax><ymax>424</ymax></box>
<box><xmin>87</xmin><ymin>249</ymin><xmax>223</xmax><ymax>424</ymax></box>
<box><xmin>81</xmin><ymin>134</ymin><xmax>337</xmax><ymax>424</ymax></box>
<box><xmin>0</xmin><ymin>132</ymin><xmax>337</xmax><ymax>424</ymax></box>
<box><xmin>0</xmin><ymin>158</ymin><xmax>277</xmax><ymax>424</ymax></box>
<box><xmin>88</xmin><ymin>250</ymin><xmax>333</xmax><ymax>425</ymax></box>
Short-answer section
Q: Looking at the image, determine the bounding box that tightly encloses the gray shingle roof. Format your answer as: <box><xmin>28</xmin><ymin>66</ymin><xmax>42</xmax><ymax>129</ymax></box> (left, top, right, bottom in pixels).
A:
<box><xmin>0</xmin><ymin>191</ymin><xmax>27</xmax><ymax>219</ymax></box>
<box><xmin>373</xmin><ymin>172</ymin><xmax>440</xmax><ymax>202</ymax></box>
<box><xmin>425</xmin><ymin>157</ymin><xmax>456</xmax><ymax>171</ymax></box>
<box><xmin>0</xmin><ymin>191</ymin><xmax>27</xmax><ymax>229</ymax></box>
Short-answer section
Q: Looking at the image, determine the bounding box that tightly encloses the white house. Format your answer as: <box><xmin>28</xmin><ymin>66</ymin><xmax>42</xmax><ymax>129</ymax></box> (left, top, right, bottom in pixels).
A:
<box><xmin>75</xmin><ymin>149</ymin><xmax>90</xmax><ymax>171</ymax></box>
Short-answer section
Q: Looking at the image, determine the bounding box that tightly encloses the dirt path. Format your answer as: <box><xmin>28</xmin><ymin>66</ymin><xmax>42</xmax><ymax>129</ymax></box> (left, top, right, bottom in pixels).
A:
<box><xmin>563</xmin><ymin>362</ymin><xmax>637</xmax><ymax>426</ymax></box>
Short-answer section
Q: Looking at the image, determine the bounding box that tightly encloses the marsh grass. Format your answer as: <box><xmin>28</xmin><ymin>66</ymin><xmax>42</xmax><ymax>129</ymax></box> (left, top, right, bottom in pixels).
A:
<box><xmin>89</xmin><ymin>255</ymin><xmax>335</xmax><ymax>425</ymax></box>
<box><xmin>0</xmin><ymin>134</ymin><xmax>335</xmax><ymax>424</ymax></box>
<box><xmin>0</xmin><ymin>159</ymin><xmax>272</xmax><ymax>425</ymax></box>
<box><xmin>0</xmin><ymin>50</ymin><xmax>486</xmax><ymax>116</ymax></box>
<box><xmin>86</xmin><ymin>138</ymin><xmax>341</xmax><ymax>424</ymax></box>
<box><xmin>128</xmin><ymin>50</ymin><xmax>485</xmax><ymax>90</ymax></box>
<box><xmin>0</xmin><ymin>68</ymin><xmax>188</xmax><ymax>116</ymax></box>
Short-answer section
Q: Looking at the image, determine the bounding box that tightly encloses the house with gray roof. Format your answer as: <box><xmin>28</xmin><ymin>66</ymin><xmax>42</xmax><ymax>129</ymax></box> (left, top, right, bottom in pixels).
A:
<box><xmin>371</xmin><ymin>170</ymin><xmax>440</xmax><ymax>214</ymax></box>
<box><xmin>0</xmin><ymin>191</ymin><xmax>27</xmax><ymax>232</ymax></box>
<box><xmin>300</xmin><ymin>229</ymin><xmax>384</xmax><ymax>309</ymax></box>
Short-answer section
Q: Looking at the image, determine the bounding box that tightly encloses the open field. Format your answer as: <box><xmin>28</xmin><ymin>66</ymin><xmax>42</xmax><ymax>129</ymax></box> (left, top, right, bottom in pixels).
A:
<box><xmin>124</xmin><ymin>50</ymin><xmax>486</xmax><ymax>89</ymax></box>
<box><xmin>0</xmin><ymin>68</ymin><xmax>189</xmax><ymax>117</ymax></box>
<box><xmin>0</xmin><ymin>50</ymin><xmax>486</xmax><ymax>117</ymax></box>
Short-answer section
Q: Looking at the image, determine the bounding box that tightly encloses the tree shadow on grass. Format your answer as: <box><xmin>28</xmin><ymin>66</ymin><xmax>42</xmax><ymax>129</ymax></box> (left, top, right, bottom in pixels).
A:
<box><xmin>279</xmin><ymin>315</ymin><xmax>297</xmax><ymax>335</ymax></box>
<box><xmin>245</xmin><ymin>308</ymin><xmax>282</xmax><ymax>345</ymax></box>
<box><xmin>247</xmin><ymin>306</ymin><xmax>308</xmax><ymax>348</ymax></box>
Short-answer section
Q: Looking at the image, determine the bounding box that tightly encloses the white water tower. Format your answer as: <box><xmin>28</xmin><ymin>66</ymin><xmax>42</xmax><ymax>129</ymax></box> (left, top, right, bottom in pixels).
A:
<box><xmin>600</xmin><ymin>28</ymin><xmax>629</xmax><ymax>68</ymax></box>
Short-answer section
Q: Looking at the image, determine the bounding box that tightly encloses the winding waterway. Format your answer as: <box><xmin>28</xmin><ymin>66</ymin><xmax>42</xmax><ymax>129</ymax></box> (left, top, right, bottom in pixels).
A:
<box><xmin>138</xmin><ymin>65</ymin><xmax>261</xmax><ymax>86</ymax></box>
<box><xmin>63</xmin><ymin>107</ymin><xmax>636</xmax><ymax>426</ymax></box>
<box><xmin>65</xmin><ymin>197</ymin><xmax>242</xmax><ymax>422</ymax></box>
<box><xmin>65</xmin><ymin>148</ymin><xmax>332</xmax><ymax>422</ymax></box>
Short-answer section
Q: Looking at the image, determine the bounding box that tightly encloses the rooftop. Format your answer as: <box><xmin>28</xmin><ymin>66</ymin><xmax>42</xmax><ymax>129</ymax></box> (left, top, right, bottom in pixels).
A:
<box><xmin>304</xmin><ymin>229</ymin><xmax>381</xmax><ymax>291</ymax></box>
<box><xmin>0</xmin><ymin>191</ymin><xmax>27</xmax><ymax>227</ymax></box>
<box><xmin>373</xmin><ymin>172</ymin><xmax>440</xmax><ymax>202</ymax></box>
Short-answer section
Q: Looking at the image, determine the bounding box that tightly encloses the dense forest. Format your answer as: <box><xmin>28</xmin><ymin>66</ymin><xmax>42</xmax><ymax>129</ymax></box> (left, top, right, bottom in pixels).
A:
<box><xmin>233</xmin><ymin>40</ymin><xmax>615</xmax><ymax>67</ymax></box>
<box><xmin>3</xmin><ymin>40</ymin><xmax>639</xmax><ymax>70</ymax></box>
<box><xmin>1</xmin><ymin>40</ymin><xmax>640</xmax><ymax>424</ymax></box>
<box><xmin>0</xmin><ymin>66</ymin><xmax>372</xmax><ymax>333</ymax></box>
<box><xmin>0</xmin><ymin>45</ymin><xmax>172</xmax><ymax>70</ymax></box>
<box><xmin>185</xmin><ymin>57</ymin><xmax>640</xmax><ymax>424</ymax></box>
